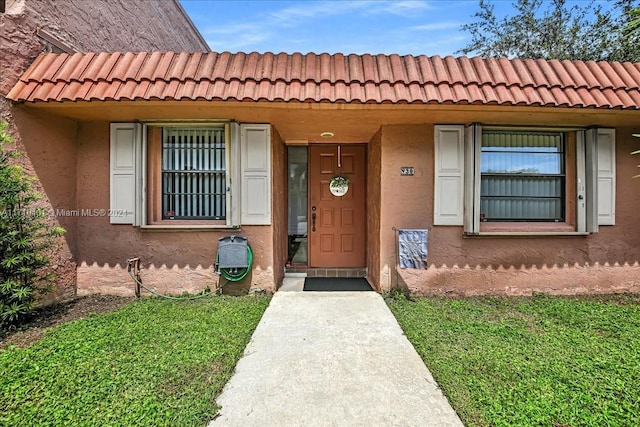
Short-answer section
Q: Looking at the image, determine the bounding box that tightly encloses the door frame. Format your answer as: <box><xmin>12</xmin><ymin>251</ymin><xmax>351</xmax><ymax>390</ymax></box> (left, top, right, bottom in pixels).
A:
<box><xmin>307</xmin><ymin>144</ymin><xmax>367</xmax><ymax>268</ymax></box>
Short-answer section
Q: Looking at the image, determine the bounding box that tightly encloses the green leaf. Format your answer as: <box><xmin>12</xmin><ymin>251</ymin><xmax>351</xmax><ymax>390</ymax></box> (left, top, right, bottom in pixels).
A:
<box><xmin>13</xmin><ymin>287</ymin><xmax>32</xmax><ymax>300</ymax></box>
<box><xmin>0</xmin><ymin>120</ymin><xmax>58</xmax><ymax>325</ymax></box>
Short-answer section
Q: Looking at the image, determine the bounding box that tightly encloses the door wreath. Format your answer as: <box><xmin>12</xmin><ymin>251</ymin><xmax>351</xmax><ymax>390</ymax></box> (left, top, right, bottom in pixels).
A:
<box><xmin>329</xmin><ymin>175</ymin><xmax>349</xmax><ymax>196</ymax></box>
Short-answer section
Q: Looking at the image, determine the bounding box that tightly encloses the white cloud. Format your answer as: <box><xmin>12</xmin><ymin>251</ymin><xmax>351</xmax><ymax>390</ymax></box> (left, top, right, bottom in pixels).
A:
<box><xmin>230</xmin><ymin>1</ymin><xmax>434</xmax><ymax>30</ymax></box>
<box><xmin>201</xmin><ymin>22</ymin><xmax>261</xmax><ymax>36</ymax></box>
<box><xmin>408</xmin><ymin>22</ymin><xmax>463</xmax><ymax>31</ymax></box>
<box><xmin>201</xmin><ymin>22</ymin><xmax>273</xmax><ymax>51</ymax></box>
<box><xmin>266</xmin><ymin>1</ymin><xmax>378</xmax><ymax>27</ymax></box>
<box><xmin>187</xmin><ymin>0</ymin><xmax>467</xmax><ymax>55</ymax></box>
<box><xmin>364</xmin><ymin>0</ymin><xmax>435</xmax><ymax>16</ymax></box>
<box><xmin>199</xmin><ymin>1</ymin><xmax>383</xmax><ymax>52</ymax></box>
<box><xmin>338</xmin><ymin>31</ymin><xmax>468</xmax><ymax>56</ymax></box>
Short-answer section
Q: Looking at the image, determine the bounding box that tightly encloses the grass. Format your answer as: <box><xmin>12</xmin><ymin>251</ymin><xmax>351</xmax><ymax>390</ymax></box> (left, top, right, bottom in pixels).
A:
<box><xmin>387</xmin><ymin>293</ymin><xmax>640</xmax><ymax>427</ymax></box>
<box><xmin>0</xmin><ymin>295</ymin><xmax>270</xmax><ymax>426</ymax></box>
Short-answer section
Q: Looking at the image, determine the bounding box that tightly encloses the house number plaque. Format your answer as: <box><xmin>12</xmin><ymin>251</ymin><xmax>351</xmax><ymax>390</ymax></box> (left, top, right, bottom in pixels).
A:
<box><xmin>401</xmin><ymin>167</ymin><xmax>415</xmax><ymax>176</ymax></box>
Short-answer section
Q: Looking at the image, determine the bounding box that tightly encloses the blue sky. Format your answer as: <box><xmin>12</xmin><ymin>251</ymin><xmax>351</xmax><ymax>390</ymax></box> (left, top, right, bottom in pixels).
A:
<box><xmin>180</xmin><ymin>0</ymin><xmax>612</xmax><ymax>57</ymax></box>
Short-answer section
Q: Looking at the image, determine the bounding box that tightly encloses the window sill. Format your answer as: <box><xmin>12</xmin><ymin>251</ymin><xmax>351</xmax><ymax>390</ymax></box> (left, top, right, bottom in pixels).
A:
<box><xmin>140</xmin><ymin>224</ymin><xmax>240</xmax><ymax>231</ymax></box>
<box><xmin>465</xmin><ymin>231</ymin><xmax>590</xmax><ymax>237</ymax></box>
<box><xmin>481</xmin><ymin>222</ymin><xmax>575</xmax><ymax>232</ymax></box>
<box><xmin>464</xmin><ymin>222</ymin><xmax>590</xmax><ymax>237</ymax></box>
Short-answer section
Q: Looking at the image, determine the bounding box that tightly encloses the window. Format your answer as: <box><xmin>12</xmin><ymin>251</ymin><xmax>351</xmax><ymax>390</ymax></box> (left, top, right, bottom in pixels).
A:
<box><xmin>433</xmin><ymin>124</ymin><xmax>616</xmax><ymax>234</ymax></box>
<box><xmin>161</xmin><ymin>127</ymin><xmax>227</xmax><ymax>220</ymax></box>
<box><xmin>109</xmin><ymin>122</ymin><xmax>271</xmax><ymax>228</ymax></box>
<box><xmin>480</xmin><ymin>131</ymin><xmax>565</xmax><ymax>222</ymax></box>
<box><xmin>287</xmin><ymin>146</ymin><xmax>308</xmax><ymax>264</ymax></box>
<box><xmin>145</xmin><ymin>125</ymin><xmax>230</xmax><ymax>225</ymax></box>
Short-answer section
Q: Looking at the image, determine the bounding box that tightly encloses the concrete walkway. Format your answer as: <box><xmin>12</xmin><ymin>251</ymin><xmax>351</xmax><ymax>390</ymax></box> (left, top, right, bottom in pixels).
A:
<box><xmin>209</xmin><ymin>287</ymin><xmax>464</xmax><ymax>427</ymax></box>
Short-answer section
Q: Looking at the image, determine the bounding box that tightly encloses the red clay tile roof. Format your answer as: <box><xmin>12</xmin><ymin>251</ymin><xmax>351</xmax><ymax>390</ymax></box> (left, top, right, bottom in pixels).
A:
<box><xmin>7</xmin><ymin>51</ymin><xmax>640</xmax><ymax>109</ymax></box>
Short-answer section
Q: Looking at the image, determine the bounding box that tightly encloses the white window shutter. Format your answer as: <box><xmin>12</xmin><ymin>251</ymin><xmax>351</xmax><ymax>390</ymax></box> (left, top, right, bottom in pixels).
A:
<box><xmin>136</xmin><ymin>124</ymin><xmax>147</xmax><ymax>227</ymax></box>
<box><xmin>464</xmin><ymin>124</ymin><xmax>481</xmax><ymax>234</ymax></box>
<box><xmin>240</xmin><ymin>124</ymin><xmax>271</xmax><ymax>225</ymax></box>
<box><xmin>229</xmin><ymin>122</ymin><xmax>241</xmax><ymax>227</ymax></box>
<box><xmin>597</xmin><ymin>128</ymin><xmax>616</xmax><ymax>225</ymax></box>
<box><xmin>110</xmin><ymin>123</ymin><xmax>141</xmax><ymax>225</ymax></box>
<box><xmin>434</xmin><ymin>125</ymin><xmax>465</xmax><ymax>226</ymax></box>
<box><xmin>584</xmin><ymin>129</ymin><xmax>600</xmax><ymax>233</ymax></box>
<box><xmin>575</xmin><ymin>130</ymin><xmax>587</xmax><ymax>233</ymax></box>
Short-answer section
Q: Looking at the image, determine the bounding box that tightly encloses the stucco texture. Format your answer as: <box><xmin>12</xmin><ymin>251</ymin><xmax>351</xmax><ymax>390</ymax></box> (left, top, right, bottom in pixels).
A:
<box><xmin>271</xmin><ymin>128</ymin><xmax>288</xmax><ymax>289</ymax></box>
<box><xmin>377</xmin><ymin>124</ymin><xmax>640</xmax><ymax>296</ymax></box>
<box><xmin>1</xmin><ymin>0</ymin><xmax>207</xmax><ymax>302</ymax></box>
<box><xmin>5</xmin><ymin>105</ymin><xmax>77</xmax><ymax>303</ymax></box>
<box><xmin>1</xmin><ymin>0</ymin><xmax>207</xmax><ymax>96</ymax></box>
<box><xmin>366</xmin><ymin>129</ymin><xmax>382</xmax><ymax>290</ymax></box>
<box><xmin>74</xmin><ymin>122</ymin><xmax>277</xmax><ymax>296</ymax></box>
<box><xmin>5</xmin><ymin>86</ymin><xmax>640</xmax><ymax>298</ymax></box>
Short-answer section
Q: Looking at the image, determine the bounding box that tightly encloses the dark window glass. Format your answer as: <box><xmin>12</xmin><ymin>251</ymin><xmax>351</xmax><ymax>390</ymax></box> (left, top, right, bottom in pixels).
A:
<box><xmin>480</xmin><ymin>131</ymin><xmax>565</xmax><ymax>221</ymax></box>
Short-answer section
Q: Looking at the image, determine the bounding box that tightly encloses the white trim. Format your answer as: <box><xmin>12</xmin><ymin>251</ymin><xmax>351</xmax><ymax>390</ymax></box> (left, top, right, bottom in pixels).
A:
<box><xmin>463</xmin><ymin>124</ymin><xmax>481</xmax><ymax>234</ymax></box>
<box><xmin>136</xmin><ymin>124</ymin><xmax>147</xmax><ymax>227</ymax></box>
<box><xmin>140</xmin><ymin>224</ymin><xmax>240</xmax><ymax>231</ymax></box>
<box><xmin>576</xmin><ymin>130</ymin><xmax>587</xmax><ymax>233</ymax></box>
<box><xmin>140</xmin><ymin>120</ymin><xmax>231</xmax><ymax>126</ymax></box>
<box><xmin>229</xmin><ymin>122</ymin><xmax>241</xmax><ymax>227</ymax></box>
<box><xmin>585</xmin><ymin>129</ymin><xmax>599</xmax><ymax>232</ymax></box>
<box><xmin>471</xmin><ymin>232</ymin><xmax>591</xmax><ymax>237</ymax></box>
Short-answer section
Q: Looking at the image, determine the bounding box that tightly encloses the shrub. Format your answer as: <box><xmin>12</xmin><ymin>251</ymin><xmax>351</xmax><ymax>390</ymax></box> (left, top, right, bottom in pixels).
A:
<box><xmin>0</xmin><ymin>121</ymin><xmax>64</xmax><ymax>328</ymax></box>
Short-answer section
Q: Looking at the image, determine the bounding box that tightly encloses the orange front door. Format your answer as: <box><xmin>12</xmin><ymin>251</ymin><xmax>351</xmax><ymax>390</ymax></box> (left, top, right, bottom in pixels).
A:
<box><xmin>308</xmin><ymin>145</ymin><xmax>366</xmax><ymax>267</ymax></box>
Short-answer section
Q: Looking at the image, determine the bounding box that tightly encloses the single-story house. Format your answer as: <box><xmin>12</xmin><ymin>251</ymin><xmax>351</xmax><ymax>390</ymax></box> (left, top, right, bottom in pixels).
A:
<box><xmin>6</xmin><ymin>51</ymin><xmax>640</xmax><ymax>296</ymax></box>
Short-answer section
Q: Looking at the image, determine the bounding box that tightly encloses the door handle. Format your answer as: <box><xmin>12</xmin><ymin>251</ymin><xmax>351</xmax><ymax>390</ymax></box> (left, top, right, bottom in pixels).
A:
<box><xmin>311</xmin><ymin>206</ymin><xmax>316</xmax><ymax>232</ymax></box>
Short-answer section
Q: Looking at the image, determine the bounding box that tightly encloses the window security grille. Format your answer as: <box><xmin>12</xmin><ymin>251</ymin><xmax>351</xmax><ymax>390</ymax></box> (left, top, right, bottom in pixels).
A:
<box><xmin>480</xmin><ymin>131</ymin><xmax>565</xmax><ymax>221</ymax></box>
<box><xmin>162</xmin><ymin>127</ymin><xmax>226</xmax><ymax>220</ymax></box>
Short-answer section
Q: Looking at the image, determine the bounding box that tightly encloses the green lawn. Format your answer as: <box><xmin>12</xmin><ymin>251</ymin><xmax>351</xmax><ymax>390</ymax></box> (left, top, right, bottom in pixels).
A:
<box><xmin>0</xmin><ymin>296</ymin><xmax>269</xmax><ymax>427</ymax></box>
<box><xmin>387</xmin><ymin>293</ymin><xmax>640</xmax><ymax>427</ymax></box>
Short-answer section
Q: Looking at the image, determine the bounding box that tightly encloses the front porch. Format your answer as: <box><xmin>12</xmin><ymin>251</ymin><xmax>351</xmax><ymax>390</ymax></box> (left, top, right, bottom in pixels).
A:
<box><xmin>284</xmin><ymin>266</ymin><xmax>368</xmax><ymax>278</ymax></box>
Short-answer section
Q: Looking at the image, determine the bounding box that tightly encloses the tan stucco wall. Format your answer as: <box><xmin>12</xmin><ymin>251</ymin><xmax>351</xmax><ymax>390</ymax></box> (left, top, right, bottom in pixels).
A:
<box><xmin>74</xmin><ymin>122</ymin><xmax>277</xmax><ymax>296</ymax></box>
<box><xmin>1</xmin><ymin>0</ymin><xmax>207</xmax><ymax>302</ymax></box>
<box><xmin>1</xmin><ymin>0</ymin><xmax>206</xmax><ymax>95</ymax></box>
<box><xmin>271</xmin><ymin>128</ymin><xmax>287</xmax><ymax>288</ymax></box>
<box><xmin>377</xmin><ymin>124</ymin><xmax>640</xmax><ymax>296</ymax></box>
<box><xmin>7</xmin><ymin>106</ymin><xmax>78</xmax><ymax>303</ymax></box>
<box><xmin>23</xmin><ymin>0</ymin><xmax>206</xmax><ymax>52</ymax></box>
<box><xmin>366</xmin><ymin>129</ymin><xmax>382</xmax><ymax>290</ymax></box>
<box><xmin>377</xmin><ymin>125</ymin><xmax>433</xmax><ymax>291</ymax></box>
<box><xmin>6</xmin><ymin>92</ymin><xmax>640</xmax><ymax>298</ymax></box>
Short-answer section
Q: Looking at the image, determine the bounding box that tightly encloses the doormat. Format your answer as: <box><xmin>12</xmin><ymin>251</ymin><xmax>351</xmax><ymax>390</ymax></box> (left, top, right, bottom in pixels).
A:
<box><xmin>303</xmin><ymin>277</ymin><xmax>373</xmax><ymax>292</ymax></box>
